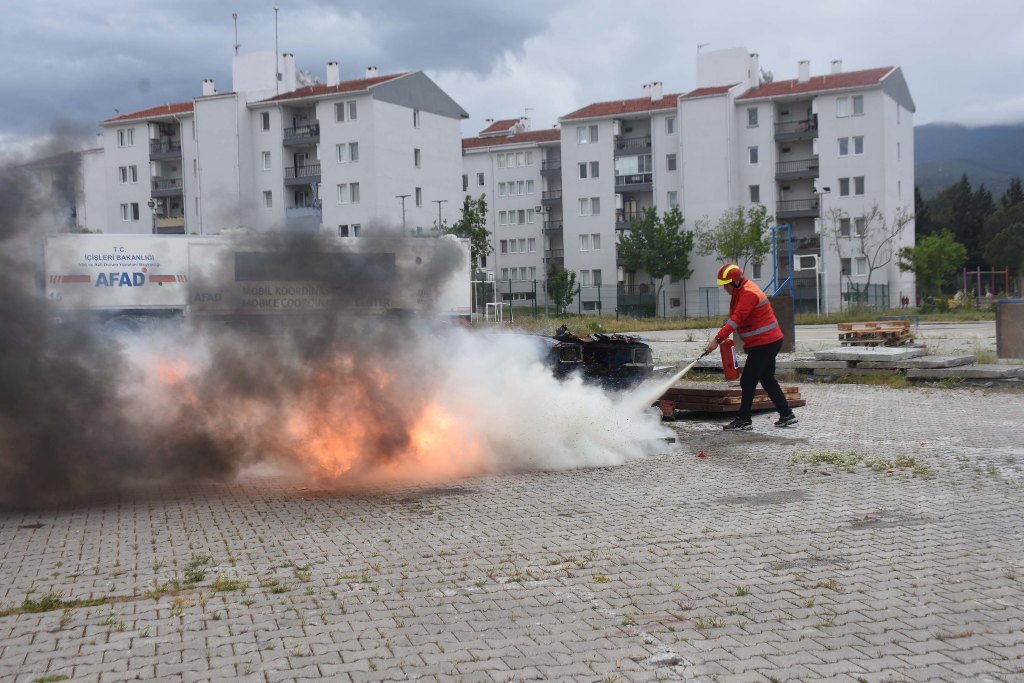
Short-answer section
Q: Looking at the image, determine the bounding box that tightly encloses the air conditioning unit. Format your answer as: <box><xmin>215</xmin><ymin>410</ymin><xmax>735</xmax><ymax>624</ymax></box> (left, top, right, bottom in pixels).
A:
<box><xmin>544</xmin><ymin>205</ymin><xmax>552</xmax><ymax>212</ymax></box>
<box><xmin>535</xmin><ymin>205</ymin><xmax>542</xmax><ymax>213</ymax></box>
<box><xmin>794</xmin><ymin>254</ymin><xmax>819</xmax><ymax>271</ymax></box>
<box><xmin>612</xmin><ymin>119</ymin><xmax>622</xmax><ymax>136</ymax></box>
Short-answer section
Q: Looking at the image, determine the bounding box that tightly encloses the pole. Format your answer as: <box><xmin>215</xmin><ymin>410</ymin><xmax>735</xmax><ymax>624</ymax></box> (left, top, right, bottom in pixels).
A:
<box><xmin>432</xmin><ymin>199</ymin><xmax>448</xmax><ymax>234</ymax></box>
<box><xmin>395</xmin><ymin>194</ymin><xmax>410</xmax><ymax>232</ymax></box>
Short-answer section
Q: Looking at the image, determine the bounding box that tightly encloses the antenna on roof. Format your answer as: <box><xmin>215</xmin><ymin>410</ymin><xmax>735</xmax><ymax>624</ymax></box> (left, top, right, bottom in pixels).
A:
<box><xmin>232</xmin><ymin>13</ymin><xmax>239</xmax><ymax>55</ymax></box>
<box><xmin>697</xmin><ymin>43</ymin><xmax>710</xmax><ymax>53</ymax></box>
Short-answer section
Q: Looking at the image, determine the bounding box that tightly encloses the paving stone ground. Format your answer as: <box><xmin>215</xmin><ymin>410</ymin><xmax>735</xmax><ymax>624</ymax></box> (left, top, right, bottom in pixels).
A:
<box><xmin>2</xmin><ymin>381</ymin><xmax>1024</xmax><ymax>682</ymax></box>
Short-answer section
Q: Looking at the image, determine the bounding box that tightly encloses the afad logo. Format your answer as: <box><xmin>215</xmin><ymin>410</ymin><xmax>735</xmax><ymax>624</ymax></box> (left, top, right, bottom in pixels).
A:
<box><xmin>93</xmin><ymin>268</ymin><xmax>188</xmax><ymax>287</ymax></box>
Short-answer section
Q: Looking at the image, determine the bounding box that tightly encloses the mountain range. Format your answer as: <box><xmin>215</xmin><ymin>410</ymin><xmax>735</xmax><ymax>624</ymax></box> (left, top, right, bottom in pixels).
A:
<box><xmin>915</xmin><ymin>123</ymin><xmax>1024</xmax><ymax>198</ymax></box>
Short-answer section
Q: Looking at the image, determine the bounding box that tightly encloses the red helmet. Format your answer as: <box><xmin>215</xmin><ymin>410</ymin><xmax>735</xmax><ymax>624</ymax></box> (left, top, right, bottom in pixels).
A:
<box><xmin>716</xmin><ymin>263</ymin><xmax>743</xmax><ymax>285</ymax></box>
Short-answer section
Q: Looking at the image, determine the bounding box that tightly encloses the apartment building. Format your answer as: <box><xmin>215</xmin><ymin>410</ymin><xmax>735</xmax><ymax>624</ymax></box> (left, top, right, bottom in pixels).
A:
<box><xmin>468</xmin><ymin>48</ymin><xmax>914</xmax><ymax>316</ymax></box>
<box><xmin>461</xmin><ymin>120</ymin><xmax>560</xmax><ymax>306</ymax></box>
<box><xmin>81</xmin><ymin>51</ymin><xmax>468</xmax><ymax>237</ymax></box>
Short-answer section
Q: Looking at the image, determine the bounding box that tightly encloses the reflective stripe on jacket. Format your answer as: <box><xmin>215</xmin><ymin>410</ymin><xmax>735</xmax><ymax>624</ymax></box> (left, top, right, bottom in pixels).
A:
<box><xmin>715</xmin><ymin>279</ymin><xmax>784</xmax><ymax>348</ymax></box>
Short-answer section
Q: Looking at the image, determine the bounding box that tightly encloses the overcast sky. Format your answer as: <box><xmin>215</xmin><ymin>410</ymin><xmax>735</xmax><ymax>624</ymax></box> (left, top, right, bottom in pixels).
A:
<box><xmin>3</xmin><ymin>0</ymin><xmax>1023</xmax><ymax>153</ymax></box>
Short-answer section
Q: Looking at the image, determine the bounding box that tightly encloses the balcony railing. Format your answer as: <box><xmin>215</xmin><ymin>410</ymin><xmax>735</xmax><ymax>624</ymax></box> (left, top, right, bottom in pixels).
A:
<box><xmin>283</xmin><ymin>122</ymin><xmax>320</xmax><ymax>145</ymax></box>
<box><xmin>151</xmin><ymin>177</ymin><xmax>183</xmax><ymax>192</ymax></box>
<box><xmin>775</xmin><ymin>198</ymin><xmax>820</xmax><ymax>217</ymax></box>
<box><xmin>614</xmin><ymin>135</ymin><xmax>652</xmax><ymax>152</ymax></box>
<box><xmin>614</xmin><ymin>173</ymin><xmax>653</xmax><ymax>187</ymax></box>
<box><xmin>284</xmin><ymin>164</ymin><xmax>322</xmax><ymax>180</ymax></box>
<box><xmin>775</xmin><ymin>157</ymin><xmax>819</xmax><ymax>178</ymax></box>
<box><xmin>616</xmin><ymin>209</ymin><xmax>643</xmax><ymax>228</ymax></box>
<box><xmin>543</xmin><ymin>249</ymin><xmax>564</xmax><ymax>263</ymax></box>
<box><xmin>542</xmin><ymin>190</ymin><xmax>562</xmax><ymax>200</ymax></box>
<box><xmin>541</xmin><ymin>160</ymin><xmax>561</xmax><ymax>171</ymax></box>
<box><xmin>542</xmin><ymin>220</ymin><xmax>563</xmax><ymax>233</ymax></box>
<box><xmin>149</xmin><ymin>140</ymin><xmax>181</xmax><ymax>155</ymax></box>
<box><xmin>774</xmin><ymin>119</ymin><xmax>817</xmax><ymax>138</ymax></box>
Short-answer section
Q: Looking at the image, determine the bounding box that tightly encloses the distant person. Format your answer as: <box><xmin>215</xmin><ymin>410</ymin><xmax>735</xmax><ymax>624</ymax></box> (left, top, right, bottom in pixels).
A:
<box><xmin>704</xmin><ymin>263</ymin><xmax>797</xmax><ymax>431</ymax></box>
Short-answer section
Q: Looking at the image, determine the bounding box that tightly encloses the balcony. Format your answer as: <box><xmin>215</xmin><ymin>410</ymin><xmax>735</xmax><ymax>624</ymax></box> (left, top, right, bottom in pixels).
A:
<box><xmin>614</xmin><ymin>173</ymin><xmax>653</xmax><ymax>193</ymax></box>
<box><xmin>154</xmin><ymin>216</ymin><xmax>185</xmax><ymax>233</ymax></box>
<box><xmin>774</xmin><ymin>118</ymin><xmax>817</xmax><ymax>142</ymax></box>
<box><xmin>615</xmin><ymin>209</ymin><xmax>643</xmax><ymax>230</ymax></box>
<box><xmin>543</xmin><ymin>248</ymin><xmax>564</xmax><ymax>265</ymax></box>
<box><xmin>151</xmin><ymin>177</ymin><xmax>184</xmax><ymax>197</ymax></box>
<box><xmin>542</xmin><ymin>220</ymin><xmax>563</xmax><ymax>235</ymax></box>
<box><xmin>541</xmin><ymin>159</ymin><xmax>561</xmax><ymax>176</ymax></box>
<box><xmin>283</xmin><ymin>122</ymin><xmax>320</xmax><ymax>146</ymax></box>
<box><xmin>149</xmin><ymin>140</ymin><xmax>182</xmax><ymax>160</ymax></box>
<box><xmin>285</xmin><ymin>205</ymin><xmax>322</xmax><ymax>232</ymax></box>
<box><xmin>794</xmin><ymin>236</ymin><xmax>821</xmax><ymax>252</ymax></box>
<box><xmin>284</xmin><ymin>163</ymin><xmax>321</xmax><ymax>186</ymax></box>
<box><xmin>541</xmin><ymin>190</ymin><xmax>562</xmax><ymax>206</ymax></box>
<box><xmin>776</xmin><ymin>197</ymin><xmax>820</xmax><ymax>219</ymax></box>
<box><xmin>775</xmin><ymin>157</ymin><xmax>819</xmax><ymax>181</ymax></box>
<box><xmin>614</xmin><ymin>135</ymin><xmax>652</xmax><ymax>154</ymax></box>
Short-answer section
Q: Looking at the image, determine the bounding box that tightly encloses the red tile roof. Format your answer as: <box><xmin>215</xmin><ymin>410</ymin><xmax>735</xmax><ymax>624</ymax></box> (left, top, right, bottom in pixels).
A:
<box><xmin>257</xmin><ymin>73</ymin><xmax>409</xmax><ymax>103</ymax></box>
<box><xmin>479</xmin><ymin>119</ymin><xmax>520</xmax><ymax>135</ymax></box>
<box><xmin>681</xmin><ymin>84</ymin><xmax>740</xmax><ymax>100</ymax></box>
<box><xmin>737</xmin><ymin>67</ymin><xmax>894</xmax><ymax>100</ymax></box>
<box><xmin>561</xmin><ymin>94</ymin><xmax>682</xmax><ymax>121</ymax></box>
<box><xmin>104</xmin><ymin>101</ymin><xmax>194</xmax><ymax>124</ymax></box>
<box><xmin>462</xmin><ymin>129</ymin><xmax>561</xmax><ymax>150</ymax></box>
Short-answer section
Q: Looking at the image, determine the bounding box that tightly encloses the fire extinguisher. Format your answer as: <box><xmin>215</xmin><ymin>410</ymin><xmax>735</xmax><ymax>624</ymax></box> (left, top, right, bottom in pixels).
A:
<box><xmin>720</xmin><ymin>338</ymin><xmax>741</xmax><ymax>381</ymax></box>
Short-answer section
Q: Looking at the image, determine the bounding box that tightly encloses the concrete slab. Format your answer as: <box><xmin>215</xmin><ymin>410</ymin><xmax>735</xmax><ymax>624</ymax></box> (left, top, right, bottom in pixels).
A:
<box><xmin>858</xmin><ymin>355</ymin><xmax>977</xmax><ymax>369</ymax></box>
<box><xmin>814</xmin><ymin>346</ymin><xmax>926</xmax><ymax>361</ymax></box>
<box><xmin>907</xmin><ymin>364</ymin><xmax>1024</xmax><ymax>379</ymax></box>
<box><xmin>813</xmin><ymin>367</ymin><xmax>899</xmax><ymax>376</ymax></box>
<box><xmin>777</xmin><ymin>359</ymin><xmax>850</xmax><ymax>370</ymax></box>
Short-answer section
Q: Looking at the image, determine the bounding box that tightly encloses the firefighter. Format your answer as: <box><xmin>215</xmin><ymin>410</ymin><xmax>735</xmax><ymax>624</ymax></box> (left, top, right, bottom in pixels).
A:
<box><xmin>704</xmin><ymin>263</ymin><xmax>798</xmax><ymax>430</ymax></box>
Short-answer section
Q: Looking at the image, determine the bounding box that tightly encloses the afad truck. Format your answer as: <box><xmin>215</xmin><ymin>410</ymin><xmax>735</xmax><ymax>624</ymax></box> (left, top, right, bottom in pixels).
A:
<box><xmin>44</xmin><ymin>233</ymin><xmax>472</xmax><ymax>327</ymax></box>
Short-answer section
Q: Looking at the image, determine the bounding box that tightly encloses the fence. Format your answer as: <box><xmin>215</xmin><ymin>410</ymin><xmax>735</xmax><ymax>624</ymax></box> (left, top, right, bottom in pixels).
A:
<box><xmin>841</xmin><ymin>282</ymin><xmax>889</xmax><ymax>310</ymax></box>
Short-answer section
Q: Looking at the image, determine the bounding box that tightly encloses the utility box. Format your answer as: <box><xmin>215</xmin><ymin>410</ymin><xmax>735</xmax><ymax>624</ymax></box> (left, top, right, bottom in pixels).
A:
<box><xmin>732</xmin><ymin>294</ymin><xmax>796</xmax><ymax>354</ymax></box>
<box><xmin>996</xmin><ymin>300</ymin><xmax>1024</xmax><ymax>359</ymax></box>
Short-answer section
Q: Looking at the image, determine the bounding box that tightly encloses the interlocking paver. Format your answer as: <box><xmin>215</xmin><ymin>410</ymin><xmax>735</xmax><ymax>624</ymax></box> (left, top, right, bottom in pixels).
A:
<box><xmin>1</xmin><ymin>382</ymin><xmax>1023</xmax><ymax>681</ymax></box>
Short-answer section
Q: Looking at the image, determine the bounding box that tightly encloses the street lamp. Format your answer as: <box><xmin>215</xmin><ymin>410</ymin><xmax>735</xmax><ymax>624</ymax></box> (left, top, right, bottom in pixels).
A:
<box><xmin>395</xmin><ymin>194</ymin><xmax>410</xmax><ymax>232</ymax></box>
<box><xmin>815</xmin><ymin>186</ymin><xmax>831</xmax><ymax>314</ymax></box>
<box><xmin>432</xmin><ymin>199</ymin><xmax>448</xmax><ymax>234</ymax></box>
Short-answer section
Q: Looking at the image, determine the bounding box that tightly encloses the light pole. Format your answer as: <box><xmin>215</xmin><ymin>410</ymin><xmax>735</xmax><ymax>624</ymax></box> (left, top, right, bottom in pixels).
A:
<box><xmin>432</xmin><ymin>199</ymin><xmax>448</xmax><ymax>234</ymax></box>
<box><xmin>395</xmin><ymin>194</ymin><xmax>410</xmax><ymax>232</ymax></box>
<box><xmin>815</xmin><ymin>186</ymin><xmax>831</xmax><ymax>314</ymax></box>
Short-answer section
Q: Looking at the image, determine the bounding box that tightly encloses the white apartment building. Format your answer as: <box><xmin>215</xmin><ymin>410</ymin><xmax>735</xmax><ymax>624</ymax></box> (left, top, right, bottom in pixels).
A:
<box><xmin>461</xmin><ymin>120</ymin><xmax>560</xmax><ymax>309</ymax></box>
<box><xmin>80</xmin><ymin>51</ymin><xmax>468</xmax><ymax>238</ymax></box>
<box><xmin>464</xmin><ymin>48</ymin><xmax>914</xmax><ymax>316</ymax></box>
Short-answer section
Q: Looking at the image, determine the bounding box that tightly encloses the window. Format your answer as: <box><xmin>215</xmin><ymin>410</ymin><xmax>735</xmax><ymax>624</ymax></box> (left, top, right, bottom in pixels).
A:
<box><xmin>498</xmin><ymin>211</ymin><xmax>507</xmax><ymax>226</ymax></box>
<box><xmin>752</xmin><ymin>262</ymin><xmax>762</xmax><ymax>279</ymax></box>
<box><xmin>498</xmin><ymin>182</ymin><xmax>506</xmax><ymax>197</ymax></box>
<box><xmin>500</xmin><ymin>240</ymin><xmax>508</xmax><ymax>254</ymax></box>
<box><xmin>351</xmin><ymin>183</ymin><xmax>360</xmax><ymax>203</ymax></box>
<box><xmin>526</xmin><ymin>151</ymin><xmax>534</xmax><ymax>165</ymax></box>
<box><xmin>839</xmin><ymin>177</ymin><xmax>851</xmax><ymax>196</ymax></box>
<box><xmin>526</xmin><ymin>180</ymin><xmax>534</xmax><ymax>194</ymax></box>
<box><xmin>666</xmin><ymin>154</ymin><xmax>677</xmax><ymax>171</ymax></box>
<box><xmin>578</xmin><ymin>162</ymin><xmax>588</xmax><ymax>179</ymax></box>
<box><xmin>580</xmin><ymin>270</ymin><xmax>591</xmax><ymax>287</ymax></box>
<box><xmin>590</xmin><ymin>125</ymin><xmax>598</xmax><ymax>143</ymax></box>
<box><xmin>462</xmin><ymin>174</ymin><xmax>468</xmax><ymax>191</ymax></box>
<box><xmin>527</xmin><ymin>209</ymin><xmax>535</xmax><ymax>224</ymax></box>
<box><xmin>337</xmin><ymin>142</ymin><xmax>358</xmax><ymax>162</ymax></box>
<box><xmin>855</xmin><ymin>217</ymin><xmax>866</xmax><ymax>236</ymax></box>
<box><xmin>667</xmin><ymin>190</ymin><xmax>679</xmax><ymax>208</ymax></box>
<box><xmin>666</xmin><ymin>116</ymin><xmax>676</xmax><ymax>134</ymax></box>
<box><xmin>261</xmin><ymin>112</ymin><xmax>270</xmax><ymax>131</ymax></box>
<box><xmin>897</xmin><ymin>142</ymin><xmax>901</xmax><ymax>161</ymax></box>
<box><xmin>497</xmin><ymin>154</ymin><xmax>506</xmax><ymax>169</ymax></box>
<box><xmin>592</xmin><ymin>233</ymin><xmax>601</xmax><ymax>250</ymax></box>
<box><xmin>840</xmin><ymin>258</ymin><xmax>852</xmax><ymax>276</ymax></box>
<box><xmin>579</xmin><ymin>198</ymin><xmax>589</xmax><ymax>216</ymax></box>
<box><xmin>748</xmin><ymin>146</ymin><xmax>759</xmax><ymax>165</ymax></box>
<box><xmin>339</xmin><ymin>224</ymin><xmax>351</xmax><ymax>237</ymax></box>
<box><xmin>749</xmin><ymin>185</ymin><xmax>760</xmax><ymax>203</ymax></box>
<box><xmin>518</xmin><ymin>238</ymin><xmax>526</xmax><ymax>253</ymax></box>
<box><xmin>510</xmin><ymin>239</ymin><xmax>518</xmax><ymax>253</ymax></box>
<box><xmin>414</xmin><ymin>148</ymin><xmax>421</xmax><ymax>168</ymax></box>
<box><xmin>516</xmin><ymin>152</ymin><xmax>525</xmax><ymax>167</ymax></box>
<box><xmin>577</xmin><ymin>126</ymin><xmax>588</xmax><ymax>144</ymax></box>
<box><xmin>517</xmin><ymin>210</ymin><xmax>526</xmax><ymax>225</ymax></box>
<box><xmin>591</xmin><ymin>197</ymin><xmax>600</xmax><ymax>215</ymax></box>
<box><xmin>670</xmin><ymin>298</ymin><xmax>681</xmax><ymax>308</ymax></box>
<box><xmin>854</xmin><ymin>176</ymin><xmax>865</xmax><ymax>195</ymax></box>
<box><xmin>839</xmin><ymin>217</ymin><xmax>851</xmax><ymax>237</ymax></box>
<box><xmin>477</xmin><ymin>172</ymin><xmax>484</xmax><ymax>186</ymax></box>
<box><xmin>335</xmin><ymin>100</ymin><xmax>357</xmax><ymax>122</ymax></box>
<box><xmin>119</xmin><ymin>166</ymin><xmax>128</xmax><ymax>184</ymax></box>
<box><xmin>528</xmin><ymin>238</ymin><xmax>536</xmax><ymax>252</ymax></box>
<box><xmin>581</xmin><ymin>234</ymin><xmax>591</xmax><ymax>252</ymax></box>
<box><xmin>589</xmin><ymin>161</ymin><xmax>599</xmax><ymax>178</ymax></box>
<box><xmin>592</xmin><ymin>269</ymin><xmax>602</xmax><ymax>286</ymax></box>
<box><xmin>529</xmin><ymin>266</ymin><xmax>536</xmax><ymax>280</ymax></box>
<box><xmin>117</xmin><ymin>128</ymin><xmax>134</xmax><ymax>147</ymax></box>
<box><xmin>855</xmin><ymin>257</ymin><xmax>867</xmax><ymax>276</ymax></box>
<box><xmin>413</xmin><ymin>109</ymin><xmax>420</xmax><ymax>128</ymax></box>
<box><xmin>337</xmin><ymin>183</ymin><xmax>359</xmax><ymax>204</ymax></box>
<box><xmin>415</xmin><ymin>187</ymin><xmax>422</xmax><ymax>207</ymax></box>
<box><xmin>853</xmin><ymin>136</ymin><xmax>864</xmax><ymax>155</ymax></box>
<box><xmin>838</xmin><ymin>137</ymin><xmax>849</xmax><ymax>156</ymax></box>
<box><xmin>836</xmin><ymin>97</ymin><xmax>850</xmax><ymax>118</ymax></box>
<box><xmin>517</xmin><ymin>181</ymin><xmax>525</xmax><ymax>195</ymax></box>
<box><xmin>262</xmin><ymin>151</ymin><xmax>271</xmax><ymax>170</ymax></box>
<box><xmin>747</xmin><ymin>108</ymin><xmax>758</xmax><ymax>127</ymax></box>
<box><xmin>500</xmin><ymin>268</ymin><xmax>508</xmax><ymax>281</ymax></box>
<box><xmin>119</xmin><ymin>203</ymin><xmax>129</xmax><ymax>221</ymax></box>
<box><xmin>263</xmin><ymin>191</ymin><xmax>273</xmax><ymax>209</ymax></box>
<box><xmin>852</xmin><ymin>95</ymin><xmax>864</xmax><ymax>116</ymax></box>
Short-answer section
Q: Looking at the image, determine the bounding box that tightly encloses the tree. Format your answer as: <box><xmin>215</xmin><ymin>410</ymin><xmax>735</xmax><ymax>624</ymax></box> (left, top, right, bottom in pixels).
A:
<box><xmin>984</xmin><ymin>222</ymin><xmax>1024</xmax><ymax>294</ymax></box>
<box><xmin>914</xmin><ymin>185</ymin><xmax>934</xmax><ymax>237</ymax></box>
<box><xmin>1001</xmin><ymin>176</ymin><xmax>1024</xmax><ymax>210</ymax></box>
<box><xmin>823</xmin><ymin>203</ymin><xmax>913</xmax><ymax>307</ymax></box>
<box><xmin>695</xmin><ymin>204</ymin><xmax>772</xmax><ymax>271</ymax></box>
<box><xmin>545</xmin><ymin>267</ymin><xmax>578</xmax><ymax>314</ymax></box>
<box><xmin>442</xmin><ymin>194</ymin><xmax>491</xmax><ymax>271</ymax></box>
<box><xmin>980</xmin><ymin>202</ymin><xmax>1024</xmax><ymax>255</ymax></box>
<box><xmin>897</xmin><ymin>230</ymin><xmax>967</xmax><ymax>299</ymax></box>
<box><xmin>616</xmin><ymin>206</ymin><xmax>695</xmax><ymax>314</ymax></box>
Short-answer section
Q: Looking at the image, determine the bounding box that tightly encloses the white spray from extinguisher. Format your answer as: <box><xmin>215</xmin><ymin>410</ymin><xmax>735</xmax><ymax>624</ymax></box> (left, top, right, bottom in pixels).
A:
<box><xmin>632</xmin><ymin>337</ymin><xmax>742</xmax><ymax>410</ymax></box>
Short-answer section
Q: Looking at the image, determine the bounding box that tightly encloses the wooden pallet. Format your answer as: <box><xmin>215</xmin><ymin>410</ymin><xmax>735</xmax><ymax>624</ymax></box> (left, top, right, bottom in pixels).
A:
<box><xmin>837</xmin><ymin>321</ymin><xmax>913</xmax><ymax>347</ymax></box>
<box><xmin>657</xmin><ymin>385</ymin><xmax>804</xmax><ymax>417</ymax></box>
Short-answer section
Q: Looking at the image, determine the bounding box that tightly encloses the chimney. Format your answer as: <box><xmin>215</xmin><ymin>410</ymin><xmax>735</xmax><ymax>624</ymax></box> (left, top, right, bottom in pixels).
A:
<box><xmin>202</xmin><ymin>79</ymin><xmax>216</xmax><ymax>96</ymax></box>
<box><xmin>649</xmin><ymin>81</ymin><xmax>663</xmax><ymax>101</ymax></box>
<box><xmin>365</xmin><ymin>66</ymin><xmax>378</xmax><ymax>79</ymax></box>
<box><xmin>326</xmin><ymin>61</ymin><xmax>340</xmax><ymax>86</ymax></box>
<box><xmin>281</xmin><ymin>53</ymin><xmax>296</xmax><ymax>92</ymax></box>
<box><xmin>641</xmin><ymin>83</ymin><xmax>651</xmax><ymax>98</ymax></box>
<box><xmin>830</xmin><ymin>59</ymin><xmax>843</xmax><ymax>75</ymax></box>
<box><xmin>798</xmin><ymin>60</ymin><xmax>810</xmax><ymax>83</ymax></box>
